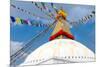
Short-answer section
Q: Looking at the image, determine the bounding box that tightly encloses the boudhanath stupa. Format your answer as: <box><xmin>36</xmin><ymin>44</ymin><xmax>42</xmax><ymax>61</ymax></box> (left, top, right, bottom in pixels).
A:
<box><xmin>19</xmin><ymin>9</ymin><xmax>95</xmax><ymax>66</ymax></box>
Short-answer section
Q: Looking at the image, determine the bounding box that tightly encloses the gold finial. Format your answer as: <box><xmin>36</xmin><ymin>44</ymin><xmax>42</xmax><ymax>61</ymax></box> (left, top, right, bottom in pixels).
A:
<box><xmin>56</xmin><ymin>9</ymin><xmax>68</xmax><ymax>20</ymax></box>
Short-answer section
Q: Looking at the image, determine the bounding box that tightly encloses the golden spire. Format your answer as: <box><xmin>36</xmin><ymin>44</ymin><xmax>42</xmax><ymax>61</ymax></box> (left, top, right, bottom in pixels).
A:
<box><xmin>49</xmin><ymin>9</ymin><xmax>74</xmax><ymax>41</ymax></box>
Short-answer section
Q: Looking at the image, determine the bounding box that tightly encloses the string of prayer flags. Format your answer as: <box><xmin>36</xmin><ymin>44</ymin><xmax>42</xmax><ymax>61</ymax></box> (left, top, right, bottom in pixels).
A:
<box><xmin>11</xmin><ymin>4</ymin><xmax>50</xmax><ymax>20</ymax></box>
<box><xmin>10</xmin><ymin>16</ymin><xmax>51</xmax><ymax>27</ymax></box>
<box><xmin>80</xmin><ymin>11</ymin><xmax>95</xmax><ymax>24</ymax></box>
<box><xmin>69</xmin><ymin>11</ymin><xmax>95</xmax><ymax>26</ymax></box>
<box><xmin>32</xmin><ymin>2</ymin><xmax>55</xmax><ymax>19</ymax></box>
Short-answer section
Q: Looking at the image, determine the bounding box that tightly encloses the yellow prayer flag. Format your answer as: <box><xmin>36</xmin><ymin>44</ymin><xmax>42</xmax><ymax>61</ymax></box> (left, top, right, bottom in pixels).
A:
<box><xmin>16</xmin><ymin>17</ymin><xmax>21</xmax><ymax>24</ymax></box>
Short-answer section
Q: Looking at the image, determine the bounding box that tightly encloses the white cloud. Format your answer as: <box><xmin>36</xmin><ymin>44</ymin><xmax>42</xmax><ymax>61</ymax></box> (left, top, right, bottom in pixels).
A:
<box><xmin>10</xmin><ymin>41</ymin><xmax>23</xmax><ymax>55</ymax></box>
<box><xmin>10</xmin><ymin>41</ymin><xmax>29</xmax><ymax>66</ymax></box>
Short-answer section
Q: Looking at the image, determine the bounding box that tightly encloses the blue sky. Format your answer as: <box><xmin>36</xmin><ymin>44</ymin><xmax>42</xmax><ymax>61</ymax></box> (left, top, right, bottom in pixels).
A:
<box><xmin>10</xmin><ymin>1</ymin><xmax>95</xmax><ymax>65</ymax></box>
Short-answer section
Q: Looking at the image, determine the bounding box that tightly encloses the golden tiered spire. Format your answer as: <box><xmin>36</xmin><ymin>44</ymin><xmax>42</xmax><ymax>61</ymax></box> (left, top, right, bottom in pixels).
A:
<box><xmin>49</xmin><ymin>9</ymin><xmax>74</xmax><ymax>41</ymax></box>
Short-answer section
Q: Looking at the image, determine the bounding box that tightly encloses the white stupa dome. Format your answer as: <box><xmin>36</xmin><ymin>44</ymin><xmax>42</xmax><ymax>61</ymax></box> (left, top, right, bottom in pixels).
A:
<box><xmin>19</xmin><ymin>39</ymin><xmax>95</xmax><ymax>66</ymax></box>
